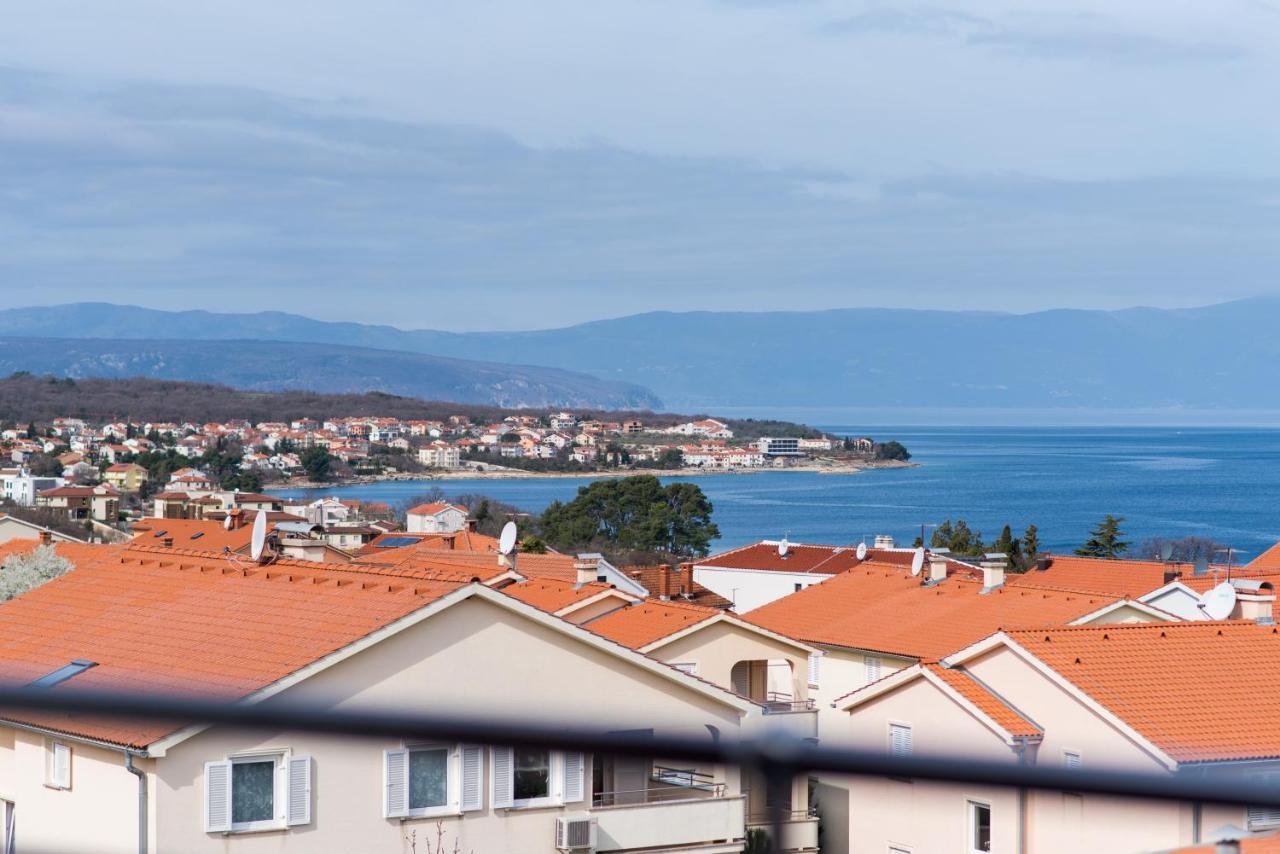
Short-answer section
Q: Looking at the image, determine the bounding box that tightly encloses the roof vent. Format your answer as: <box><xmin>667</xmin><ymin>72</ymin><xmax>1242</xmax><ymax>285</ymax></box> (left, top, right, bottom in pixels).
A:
<box><xmin>28</xmin><ymin>659</ymin><xmax>98</xmax><ymax>689</ymax></box>
<box><xmin>1035</xmin><ymin>556</ymin><xmax>1053</xmax><ymax>572</ymax></box>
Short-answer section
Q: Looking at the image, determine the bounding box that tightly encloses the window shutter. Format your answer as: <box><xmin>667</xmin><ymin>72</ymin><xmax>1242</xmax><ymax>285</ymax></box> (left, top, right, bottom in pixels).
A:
<box><xmin>890</xmin><ymin>724</ymin><xmax>912</xmax><ymax>757</ymax></box>
<box><xmin>286</xmin><ymin>755</ymin><xmax>312</xmax><ymax>826</ymax></box>
<box><xmin>460</xmin><ymin>745</ymin><xmax>484</xmax><ymax>812</ymax></box>
<box><xmin>204</xmin><ymin>760</ymin><xmax>232</xmax><ymax>833</ymax></box>
<box><xmin>491</xmin><ymin>747</ymin><xmax>514</xmax><ymax>809</ymax></box>
<box><xmin>807</xmin><ymin>653</ymin><xmax>821</xmax><ymax>687</ymax></box>
<box><xmin>865</xmin><ymin>656</ymin><xmax>882</xmax><ymax>684</ymax></box>
<box><xmin>52</xmin><ymin>743</ymin><xmax>71</xmax><ymax>788</ymax></box>
<box><xmin>383</xmin><ymin>749</ymin><xmax>408</xmax><ymax>818</ymax></box>
<box><xmin>1063</xmin><ymin>751</ymin><xmax>1081</xmax><ymax>770</ymax></box>
<box><xmin>1248</xmin><ymin>806</ymin><xmax>1280</xmax><ymax>830</ymax></box>
<box><xmin>563</xmin><ymin>752</ymin><xmax>585</xmax><ymax>803</ymax></box>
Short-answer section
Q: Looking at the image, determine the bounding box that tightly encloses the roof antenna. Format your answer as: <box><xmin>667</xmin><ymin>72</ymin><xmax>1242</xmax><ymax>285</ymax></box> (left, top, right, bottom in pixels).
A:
<box><xmin>777</xmin><ymin>535</ymin><xmax>790</xmax><ymax>559</ymax></box>
<box><xmin>498</xmin><ymin>520</ymin><xmax>518</xmax><ymax>573</ymax></box>
<box><xmin>250</xmin><ymin>509</ymin><xmax>279</xmax><ymax>566</ymax></box>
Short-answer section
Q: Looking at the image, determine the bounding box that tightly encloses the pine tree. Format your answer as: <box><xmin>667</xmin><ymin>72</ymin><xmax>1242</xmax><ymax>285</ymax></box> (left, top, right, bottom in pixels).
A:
<box><xmin>1075</xmin><ymin>515</ymin><xmax>1130</xmax><ymax>559</ymax></box>
<box><xmin>1022</xmin><ymin>524</ymin><xmax>1041</xmax><ymax>560</ymax></box>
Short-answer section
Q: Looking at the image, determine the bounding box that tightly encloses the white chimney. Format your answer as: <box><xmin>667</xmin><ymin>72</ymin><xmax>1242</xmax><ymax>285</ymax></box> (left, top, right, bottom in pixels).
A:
<box><xmin>982</xmin><ymin>565</ymin><xmax>1006</xmax><ymax>591</ymax></box>
<box><xmin>929</xmin><ymin>555</ymin><xmax>948</xmax><ymax>583</ymax></box>
<box><xmin>575</xmin><ymin>558</ymin><xmax>599</xmax><ymax>587</ymax></box>
<box><xmin>874</xmin><ymin>534</ymin><xmax>895</xmax><ymax>549</ymax></box>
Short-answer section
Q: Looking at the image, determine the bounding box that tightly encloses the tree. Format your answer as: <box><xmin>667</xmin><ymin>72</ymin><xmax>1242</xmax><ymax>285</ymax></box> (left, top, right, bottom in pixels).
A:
<box><xmin>0</xmin><ymin>545</ymin><xmax>74</xmax><ymax>601</ymax></box>
<box><xmin>1134</xmin><ymin>535</ymin><xmax>1225</xmax><ymax>564</ymax></box>
<box><xmin>1022</xmin><ymin>524</ymin><xmax>1041</xmax><ymax>561</ymax></box>
<box><xmin>929</xmin><ymin>518</ymin><xmax>984</xmax><ymax>556</ymax></box>
<box><xmin>539</xmin><ymin>475</ymin><xmax>720</xmax><ymax>558</ymax></box>
<box><xmin>1076</xmin><ymin>515</ymin><xmax>1130</xmax><ymax>559</ymax></box>
<box><xmin>872</xmin><ymin>441</ymin><xmax>911</xmax><ymax>462</ymax></box>
<box><xmin>300</xmin><ymin>446</ymin><xmax>334</xmax><ymax>482</ymax></box>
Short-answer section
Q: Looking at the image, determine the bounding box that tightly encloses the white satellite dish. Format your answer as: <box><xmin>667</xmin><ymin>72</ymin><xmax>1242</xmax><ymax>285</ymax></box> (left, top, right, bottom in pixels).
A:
<box><xmin>223</xmin><ymin>514</ymin><xmax>233</xmax><ymax>531</ymax></box>
<box><xmin>249</xmin><ymin>510</ymin><xmax>268</xmax><ymax>561</ymax></box>
<box><xmin>778</xmin><ymin>537</ymin><xmax>790</xmax><ymax>558</ymax></box>
<box><xmin>1197</xmin><ymin>581</ymin><xmax>1236</xmax><ymax>620</ymax></box>
<box><xmin>856</xmin><ymin>542</ymin><xmax>868</xmax><ymax>561</ymax></box>
<box><xmin>910</xmin><ymin>547</ymin><xmax>925</xmax><ymax>577</ymax></box>
<box><xmin>498</xmin><ymin>521</ymin><xmax>518</xmax><ymax>556</ymax></box>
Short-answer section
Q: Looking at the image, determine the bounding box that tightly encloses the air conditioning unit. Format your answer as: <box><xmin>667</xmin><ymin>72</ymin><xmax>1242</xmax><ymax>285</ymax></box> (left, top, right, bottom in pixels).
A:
<box><xmin>556</xmin><ymin>815</ymin><xmax>598</xmax><ymax>851</ymax></box>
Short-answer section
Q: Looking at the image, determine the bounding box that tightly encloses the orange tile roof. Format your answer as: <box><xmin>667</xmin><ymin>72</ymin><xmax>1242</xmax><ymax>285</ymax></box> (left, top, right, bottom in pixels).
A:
<box><xmin>1249</xmin><ymin>541</ymin><xmax>1280</xmax><ymax>571</ymax></box>
<box><xmin>501</xmin><ymin>578</ymin><xmax>627</xmax><ymax>614</ymax></box>
<box><xmin>586</xmin><ymin>599</ymin><xmax>723</xmax><ymax>649</ymax></box>
<box><xmin>406</xmin><ymin>501</ymin><xmax>468</xmax><ymax>516</ymax></box>
<box><xmin>357</xmin><ymin>548</ymin><xmax>582</xmax><ymax>582</ymax></box>
<box><xmin>749</xmin><ymin>563</ymin><xmax>1120</xmax><ymax>660</ymax></box>
<box><xmin>354</xmin><ymin>530</ymin><xmax>500</xmax><ymax>557</ymax></box>
<box><xmin>1006</xmin><ymin>622</ymin><xmax>1280</xmax><ymax>763</ymax></box>
<box><xmin>623</xmin><ymin>565</ymin><xmax>732</xmax><ymax>608</ymax></box>
<box><xmin>923</xmin><ymin>663</ymin><xmax>1041</xmax><ymax>738</ymax></box>
<box><xmin>129</xmin><ymin>518</ymin><xmax>255</xmax><ymax>553</ymax></box>
<box><xmin>1012</xmin><ymin>554</ymin><xmax>1280</xmax><ymax>598</ymax></box>
<box><xmin>0</xmin><ymin>544</ymin><xmax>467</xmax><ymax>748</ymax></box>
<box><xmin>1175</xmin><ymin>834</ymin><xmax>1280</xmax><ymax>853</ymax></box>
<box><xmin>698</xmin><ymin>541</ymin><xmax>983</xmax><ymax>579</ymax></box>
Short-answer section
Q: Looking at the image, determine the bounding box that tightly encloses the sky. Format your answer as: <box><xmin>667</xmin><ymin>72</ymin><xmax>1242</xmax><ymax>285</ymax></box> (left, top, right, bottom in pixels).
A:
<box><xmin>2</xmin><ymin>0</ymin><xmax>1279</xmax><ymax>330</ymax></box>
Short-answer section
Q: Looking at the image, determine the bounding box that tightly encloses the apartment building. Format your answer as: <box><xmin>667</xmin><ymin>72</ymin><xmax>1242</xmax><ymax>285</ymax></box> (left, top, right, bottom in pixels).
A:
<box><xmin>0</xmin><ymin>542</ymin><xmax>765</xmax><ymax>854</ymax></box>
<box><xmin>835</xmin><ymin>622</ymin><xmax>1280</xmax><ymax>853</ymax></box>
<box><xmin>405</xmin><ymin>501</ymin><xmax>469</xmax><ymax>534</ymax></box>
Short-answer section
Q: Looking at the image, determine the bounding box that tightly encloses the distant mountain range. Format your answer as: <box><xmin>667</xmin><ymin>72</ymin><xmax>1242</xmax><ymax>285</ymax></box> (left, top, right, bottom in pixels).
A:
<box><xmin>1</xmin><ymin>299</ymin><xmax>1278</xmax><ymax>410</ymax></box>
<box><xmin>0</xmin><ymin>335</ymin><xmax>660</xmax><ymax>410</ymax></box>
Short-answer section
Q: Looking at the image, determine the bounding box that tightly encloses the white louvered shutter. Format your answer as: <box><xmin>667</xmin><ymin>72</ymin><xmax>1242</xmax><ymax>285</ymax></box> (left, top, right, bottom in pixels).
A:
<box><xmin>865</xmin><ymin>656</ymin><xmax>882</xmax><ymax>684</ymax></box>
<box><xmin>52</xmin><ymin>743</ymin><xmax>71</xmax><ymax>788</ymax></box>
<box><xmin>1249</xmin><ymin>806</ymin><xmax>1280</xmax><ymax>830</ymax></box>
<box><xmin>807</xmin><ymin>653</ymin><xmax>820</xmax><ymax>687</ymax></box>
<box><xmin>460</xmin><ymin>745</ymin><xmax>484</xmax><ymax>812</ymax></box>
<box><xmin>383</xmin><ymin>749</ymin><xmax>408</xmax><ymax>817</ymax></box>
<box><xmin>890</xmin><ymin>724</ymin><xmax>912</xmax><ymax>757</ymax></box>
<box><xmin>1063</xmin><ymin>751</ymin><xmax>1081</xmax><ymax>770</ymax></box>
<box><xmin>204</xmin><ymin>760</ymin><xmax>232</xmax><ymax>832</ymax></box>
<box><xmin>491</xmin><ymin>747</ymin><xmax>514</xmax><ymax>809</ymax></box>
<box><xmin>286</xmin><ymin>755</ymin><xmax>312</xmax><ymax>826</ymax></box>
<box><xmin>562</xmin><ymin>752</ymin><xmax>585</xmax><ymax>803</ymax></box>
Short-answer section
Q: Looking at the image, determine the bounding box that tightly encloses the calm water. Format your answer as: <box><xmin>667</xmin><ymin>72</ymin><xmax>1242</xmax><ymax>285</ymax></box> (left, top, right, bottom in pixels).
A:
<box><xmin>278</xmin><ymin>427</ymin><xmax>1280</xmax><ymax>559</ymax></box>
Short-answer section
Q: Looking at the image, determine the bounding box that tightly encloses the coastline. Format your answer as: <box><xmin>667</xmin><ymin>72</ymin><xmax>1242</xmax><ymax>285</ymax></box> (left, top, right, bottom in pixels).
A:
<box><xmin>280</xmin><ymin>458</ymin><xmax>916</xmax><ymax>490</ymax></box>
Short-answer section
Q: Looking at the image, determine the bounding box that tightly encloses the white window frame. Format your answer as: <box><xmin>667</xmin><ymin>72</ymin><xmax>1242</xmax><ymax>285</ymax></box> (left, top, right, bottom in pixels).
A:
<box><xmin>865</xmin><ymin>655</ymin><xmax>883</xmax><ymax>684</ymax></box>
<box><xmin>402</xmin><ymin>743</ymin><xmax>461</xmax><ymax>819</ymax></box>
<box><xmin>967</xmin><ymin>799</ymin><xmax>992</xmax><ymax>854</ymax></box>
<box><xmin>229</xmin><ymin>751</ymin><xmax>288</xmax><ymax>833</ymax></box>
<box><xmin>1062</xmin><ymin>749</ymin><xmax>1081</xmax><ymax>769</ymax></box>
<box><xmin>45</xmin><ymin>739</ymin><xmax>71</xmax><ymax>790</ymax></box>
<box><xmin>889</xmin><ymin>722</ymin><xmax>912</xmax><ymax>757</ymax></box>
<box><xmin>512</xmin><ymin>748</ymin><xmax>560</xmax><ymax>809</ymax></box>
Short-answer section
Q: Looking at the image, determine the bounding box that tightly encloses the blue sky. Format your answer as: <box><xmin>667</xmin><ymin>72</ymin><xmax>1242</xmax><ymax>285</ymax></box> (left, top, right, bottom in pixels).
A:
<box><xmin>1</xmin><ymin>0</ymin><xmax>1278</xmax><ymax>329</ymax></box>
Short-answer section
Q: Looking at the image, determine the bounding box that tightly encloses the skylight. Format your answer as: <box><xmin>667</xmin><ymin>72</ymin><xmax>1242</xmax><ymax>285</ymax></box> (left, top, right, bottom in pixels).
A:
<box><xmin>28</xmin><ymin>659</ymin><xmax>98</xmax><ymax>689</ymax></box>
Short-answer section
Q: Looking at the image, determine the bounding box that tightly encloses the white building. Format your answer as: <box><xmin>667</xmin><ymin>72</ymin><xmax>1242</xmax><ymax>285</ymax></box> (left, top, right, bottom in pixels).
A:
<box><xmin>406</xmin><ymin>502</ymin><xmax>469</xmax><ymax>534</ymax></box>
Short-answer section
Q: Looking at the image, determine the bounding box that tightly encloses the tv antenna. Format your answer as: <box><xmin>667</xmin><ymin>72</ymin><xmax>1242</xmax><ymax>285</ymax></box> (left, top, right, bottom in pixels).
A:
<box><xmin>1196</xmin><ymin>581</ymin><xmax>1236</xmax><ymax>621</ymax></box>
<box><xmin>1213</xmin><ymin>547</ymin><xmax>1244</xmax><ymax>582</ymax></box>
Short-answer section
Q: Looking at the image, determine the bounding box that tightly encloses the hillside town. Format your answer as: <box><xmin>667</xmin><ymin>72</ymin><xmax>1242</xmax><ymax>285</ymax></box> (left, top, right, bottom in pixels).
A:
<box><xmin>0</xmin><ymin>411</ymin><xmax>902</xmax><ymax>535</ymax></box>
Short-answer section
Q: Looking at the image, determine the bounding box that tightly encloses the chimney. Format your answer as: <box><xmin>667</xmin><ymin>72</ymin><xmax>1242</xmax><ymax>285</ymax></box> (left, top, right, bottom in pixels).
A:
<box><xmin>1163</xmin><ymin>570</ymin><xmax>1181</xmax><ymax>585</ymax></box>
<box><xmin>1232</xmin><ymin>583</ymin><xmax>1276</xmax><ymax>624</ymax></box>
<box><xmin>981</xmin><ymin>564</ymin><xmax>1005</xmax><ymax>592</ymax></box>
<box><xmin>658</xmin><ymin>566</ymin><xmax>672</xmax><ymax>600</ymax></box>
<box><xmin>39</xmin><ymin>530</ymin><xmax>52</xmax><ymax>545</ymax></box>
<box><xmin>574</xmin><ymin>557</ymin><xmax>599</xmax><ymax>587</ymax></box>
<box><xmin>874</xmin><ymin>534</ymin><xmax>895</xmax><ymax>549</ymax></box>
<box><xmin>929</xmin><ymin>555</ymin><xmax>948</xmax><ymax>583</ymax></box>
<box><xmin>162</xmin><ymin>536</ymin><xmax>174</xmax><ymax>549</ymax></box>
<box><xmin>1035</xmin><ymin>555</ymin><xmax>1053</xmax><ymax>572</ymax></box>
<box><xmin>466</xmin><ymin>518</ymin><xmax>477</xmax><ymax>533</ymax></box>
<box><xmin>681</xmin><ymin>562</ymin><xmax>695</xmax><ymax>597</ymax></box>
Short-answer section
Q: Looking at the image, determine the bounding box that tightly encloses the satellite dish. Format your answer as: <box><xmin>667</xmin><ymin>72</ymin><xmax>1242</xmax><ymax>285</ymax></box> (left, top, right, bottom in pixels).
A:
<box><xmin>1193</xmin><ymin>555</ymin><xmax>1210</xmax><ymax>576</ymax></box>
<box><xmin>1197</xmin><ymin>581</ymin><xmax>1237</xmax><ymax>620</ymax></box>
<box><xmin>1159</xmin><ymin>542</ymin><xmax>1174</xmax><ymax>562</ymax></box>
<box><xmin>223</xmin><ymin>515</ymin><xmax>233</xmax><ymax>531</ymax></box>
<box><xmin>250</xmin><ymin>510</ymin><xmax>267</xmax><ymax>561</ymax></box>
<box><xmin>856</xmin><ymin>542</ymin><xmax>868</xmax><ymax>561</ymax></box>
<box><xmin>498</xmin><ymin>521</ymin><xmax>518</xmax><ymax>556</ymax></box>
<box><xmin>910</xmin><ymin>547</ymin><xmax>925</xmax><ymax>577</ymax></box>
<box><xmin>778</xmin><ymin>537</ymin><xmax>790</xmax><ymax>558</ymax></box>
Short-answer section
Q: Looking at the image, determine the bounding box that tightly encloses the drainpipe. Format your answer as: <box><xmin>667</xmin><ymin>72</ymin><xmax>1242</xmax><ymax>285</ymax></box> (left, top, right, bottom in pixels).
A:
<box><xmin>124</xmin><ymin>751</ymin><xmax>147</xmax><ymax>854</ymax></box>
<box><xmin>1012</xmin><ymin>738</ymin><xmax>1034</xmax><ymax>854</ymax></box>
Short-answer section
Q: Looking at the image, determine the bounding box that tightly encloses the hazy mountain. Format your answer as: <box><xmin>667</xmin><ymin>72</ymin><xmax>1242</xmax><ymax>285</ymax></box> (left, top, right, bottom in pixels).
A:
<box><xmin>2</xmin><ymin>299</ymin><xmax>1279</xmax><ymax>409</ymax></box>
<box><xmin>0</xmin><ymin>336</ymin><xmax>661</xmax><ymax>410</ymax></box>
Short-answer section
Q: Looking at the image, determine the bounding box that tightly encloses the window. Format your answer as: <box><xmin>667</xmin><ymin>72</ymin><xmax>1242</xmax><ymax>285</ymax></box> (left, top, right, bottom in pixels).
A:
<box><xmin>204</xmin><ymin>752</ymin><xmax>311</xmax><ymax>833</ymax></box>
<box><xmin>671</xmin><ymin>662</ymin><xmax>698</xmax><ymax>675</ymax></box>
<box><xmin>865</xmin><ymin>656</ymin><xmax>882</xmax><ymax>684</ymax></box>
<box><xmin>969</xmin><ymin>801</ymin><xmax>992</xmax><ymax>853</ymax></box>
<box><xmin>514</xmin><ymin>749</ymin><xmax>552</xmax><ymax>803</ymax></box>
<box><xmin>45</xmin><ymin>740</ymin><xmax>71</xmax><ymax>789</ymax></box>
<box><xmin>1063</xmin><ymin>750</ymin><xmax>1081</xmax><ymax>769</ymax></box>
<box><xmin>807</xmin><ymin>652</ymin><xmax>821</xmax><ymax>687</ymax></box>
<box><xmin>889</xmin><ymin>847</ymin><xmax>912</xmax><ymax>854</ymax></box>
<box><xmin>794</xmin><ymin>582</ymin><xmax>803</xmax><ymax>592</ymax></box>
<box><xmin>889</xmin><ymin>723</ymin><xmax>912</xmax><ymax>757</ymax></box>
<box><xmin>384</xmin><ymin>744</ymin><xmax>484</xmax><ymax>818</ymax></box>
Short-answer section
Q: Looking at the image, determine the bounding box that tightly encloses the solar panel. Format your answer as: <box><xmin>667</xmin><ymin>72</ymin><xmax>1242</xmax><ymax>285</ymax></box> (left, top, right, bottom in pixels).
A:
<box><xmin>29</xmin><ymin>659</ymin><xmax>98</xmax><ymax>689</ymax></box>
<box><xmin>376</xmin><ymin>537</ymin><xmax>420</xmax><ymax>549</ymax></box>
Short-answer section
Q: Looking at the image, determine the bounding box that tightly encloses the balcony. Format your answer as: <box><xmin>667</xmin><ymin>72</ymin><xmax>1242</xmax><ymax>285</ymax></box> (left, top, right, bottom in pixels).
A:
<box><xmin>592</xmin><ymin>778</ymin><xmax>745</xmax><ymax>853</ymax></box>
<box><xmin>747</xmin><ymin>809</ymin><xmax>820</xmax><ymax>853</ymax></box>
<box><xmin>745</xmin><ymin>694</ymin><xmax>819</xmax><ymax>741</ymax></box>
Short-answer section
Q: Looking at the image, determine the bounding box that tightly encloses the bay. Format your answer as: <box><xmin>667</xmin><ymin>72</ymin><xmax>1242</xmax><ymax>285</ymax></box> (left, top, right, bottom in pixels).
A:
<box><xmin>277</xmin><ymin>426</ymin><xmax>1280</xmax><ymax>560</ymax></box>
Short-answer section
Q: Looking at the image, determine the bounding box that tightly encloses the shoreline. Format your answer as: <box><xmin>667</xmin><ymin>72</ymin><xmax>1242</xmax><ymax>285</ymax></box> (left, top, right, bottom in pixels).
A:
<box><xmin>281</xmin><ymin>458</ymin><xmax>916</xmax><ymax>490</ymax></box>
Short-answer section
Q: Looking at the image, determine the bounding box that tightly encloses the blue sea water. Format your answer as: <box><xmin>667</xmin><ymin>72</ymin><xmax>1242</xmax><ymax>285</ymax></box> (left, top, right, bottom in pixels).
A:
<box><xmin>277</xmin><ymin>427</ymin><xmax>1280</xmax><ymax>559</ymax></box>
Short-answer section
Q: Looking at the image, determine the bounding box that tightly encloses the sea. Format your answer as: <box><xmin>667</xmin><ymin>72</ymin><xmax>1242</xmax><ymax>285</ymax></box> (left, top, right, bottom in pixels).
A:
<box><xmin>277</xmin><ymin>426</ymin><xmax>1280</xmax><ymax>560</ymax></box>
